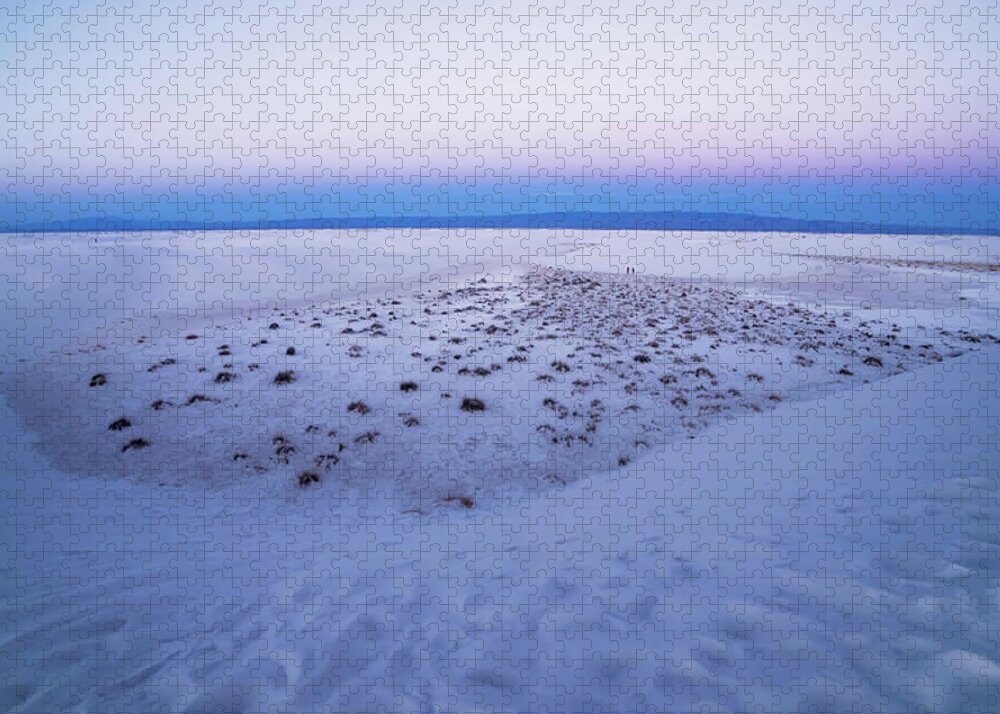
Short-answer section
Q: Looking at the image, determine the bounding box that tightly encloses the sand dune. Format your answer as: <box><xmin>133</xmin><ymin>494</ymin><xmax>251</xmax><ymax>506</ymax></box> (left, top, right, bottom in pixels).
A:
<box><xmin>8</xmin><ymin>266</ymin><xmax>987</xmax><ymax>513</ymax></box>
<box><xmin>2</xmin><ymin>230</ymin><xmax>999</xmax><ymax>712</ymax></box>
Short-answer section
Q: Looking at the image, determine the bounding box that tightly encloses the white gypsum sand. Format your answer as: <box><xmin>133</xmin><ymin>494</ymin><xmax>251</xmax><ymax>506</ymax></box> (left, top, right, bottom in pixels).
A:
<box><xmin>6</xmin><ymin>266</ymin><xmax>988</xmax><ymax>511</ymax></box>
<box><xmin>1</xmin><ymin>229</ymin><xmax>998</xmax><ymax>712</ymax></box>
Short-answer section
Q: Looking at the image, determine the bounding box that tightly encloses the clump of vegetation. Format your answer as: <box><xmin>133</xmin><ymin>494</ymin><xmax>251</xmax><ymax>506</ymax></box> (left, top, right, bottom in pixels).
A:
<box><xmin>108</xmin><ymin>418</ymin><xmax>131</xmax><ymax>431</ymax></box>
<box><xmin>442</xmin><ymin>494</ymin><xmax>475</xmax><ymax>509</ymax></box>
<box><xmin>297</xmin><ymin>471</ymin><xmax>320</xmax><ymax>487</ymax></box>
<box><xmin>147</xmin><ymin>358</ymin><xmax>176</xmax><ymax>373</ymax></box>
<box><xmin>89</xmin><ymin>373</ymin><xmax>107</xmax><ymax>387</ymax></box>
<box><xmin>121</xmin><ymin>438</ymin><xmax>150</xmax><ymax>452</ymax></box>
<box><xmin>460</xmin><ymin>397</ymin><xmax>486</xmax><ymax>412</ymax></box>
<box><xmin>214</xmin><ymin>371</ymin><xmax>234</xmax><ymax>384</ymax></box>
<box><xmin>273</xmin><ymin>370</ymin><xmax>295</xmax><ymax>385</ymax></box>
<box><xmin>286</xmin><ymin>346</ymin><xmax>296</xmax><ymax>356</ymax></box>
<box><xmin>347</xmin><ymin>400</ymin><xmax>370</xmax><ymax>415</ymax></box>
<box><xmin>272</xmin><ymin>435</ymin><xmax>296</xmax><ymax>462</ymax></box>
<box><xmin>400</xmin><ymin>381</ymin><xmax>419</xmax><ymax>393</ymax></box>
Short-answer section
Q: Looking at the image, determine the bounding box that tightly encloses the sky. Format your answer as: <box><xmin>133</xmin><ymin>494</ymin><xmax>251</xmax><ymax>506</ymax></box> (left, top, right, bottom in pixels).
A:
<box><xmin>1</xmin><ymin>0</ymin><xmax>997</xmax><ymax>231</ymax></box>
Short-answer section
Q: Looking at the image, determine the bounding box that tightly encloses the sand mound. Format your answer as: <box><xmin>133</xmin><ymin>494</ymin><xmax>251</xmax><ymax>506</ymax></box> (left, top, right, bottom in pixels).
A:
<box><xmin>6</xmin><ymin>267</ymin><xmax>982</xmax><ymax>510</ymax></box>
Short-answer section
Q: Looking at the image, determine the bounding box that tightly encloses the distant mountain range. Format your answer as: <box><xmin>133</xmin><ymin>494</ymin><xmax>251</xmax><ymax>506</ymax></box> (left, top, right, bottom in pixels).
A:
<box><xmin>5</xmin><ymin>211</ymin><xmax>996</xmax><ymax>236</ymax></box>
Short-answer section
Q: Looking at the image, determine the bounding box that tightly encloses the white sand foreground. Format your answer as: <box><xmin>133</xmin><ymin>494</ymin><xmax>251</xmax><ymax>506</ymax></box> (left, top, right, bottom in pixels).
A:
<box><xmin>1</xmin><ymin>229</ymin><xmax>998</xmax><ymax>712</ymax></box>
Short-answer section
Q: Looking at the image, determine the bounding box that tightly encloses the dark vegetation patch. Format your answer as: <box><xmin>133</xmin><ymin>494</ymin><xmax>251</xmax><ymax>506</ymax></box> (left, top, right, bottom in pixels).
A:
<box><xmin>121</xmin><ymin>438</ymin><xmax>150</xmax><ymax>452</ymax></box>
<box><xmin>147</xmin><ymin>358</ymin><xmax>176</xmax><ymax>373</ymax></box>
<box><xmin>297</xmin><ymin>471</ymin><xmax>320</xmax><ymax>487</ymax></box>
<box><xmin>314</xmin><ymin>454</ymin><xmax>340</xmax><ymax>468</ymax></box>
<box><xmin>347</xmin><ymin>401</ymin><xmax>370</xmax><ymax>415</ymax></box>
<box><xmin>272</xmin><ymin>435</ymin><xmax>296</xmax><ymax>462</ymax></box>
<box><xmin>441</xmin><ymin>494</ymin><xmax>475</xmax><ymax>509</ymax></box>
<box><xmin>460</xmin><ymin>397</ymin><xmax>486</xmax><ymax>412</ymax></box>
<box><xmin>185</xmin><ymin>394</ymin><xmax>218</xmax><ymax>406</ymax></box>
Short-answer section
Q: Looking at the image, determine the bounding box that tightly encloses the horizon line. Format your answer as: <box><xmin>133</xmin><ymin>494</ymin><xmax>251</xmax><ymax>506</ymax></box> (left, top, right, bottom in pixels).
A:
<box><xmin>3</xmin><ymin>209</ymin><xmax>996</xmax><ymax>237</ymax></box>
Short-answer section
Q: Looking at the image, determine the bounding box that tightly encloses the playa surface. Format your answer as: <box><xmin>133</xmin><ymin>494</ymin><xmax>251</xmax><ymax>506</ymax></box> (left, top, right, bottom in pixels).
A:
<box><xmin>2</xmin><ymin>229</ymin><xmax>999</xmax><ymax>712</ymax></box>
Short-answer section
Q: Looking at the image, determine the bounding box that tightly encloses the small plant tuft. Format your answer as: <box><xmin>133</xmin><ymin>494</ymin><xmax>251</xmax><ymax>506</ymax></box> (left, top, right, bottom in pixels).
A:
<box><xmin>460</xmin><ymin>397</ymin><xmax>486</xmax><ymax>412</ymax></box>
<box><xmin>347</xmin><ymin>400</ymin><xmax>370</xmax><ymax>415</ymax></box>
<box><xmin>108</xmin><ymin>418</ymin><xmax>131</xmax><ymax>431</ymax></box>
<box><xmin>297</xmin><ymin>471</ymin><xmax>320</xmax><ymax>487</ymax></box>
<box><xmin>121</xmin><ymin>438</ymin><xmax>150</xmax><ymax>452</ymax></box>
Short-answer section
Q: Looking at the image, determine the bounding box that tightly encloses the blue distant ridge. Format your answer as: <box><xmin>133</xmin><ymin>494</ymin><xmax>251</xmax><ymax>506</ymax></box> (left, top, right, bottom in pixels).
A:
<box><xmin>4</xmin><ymin>211</ymin><xmax>997</xmax><ymax>236</ymax></box>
